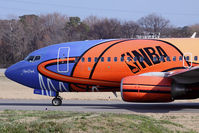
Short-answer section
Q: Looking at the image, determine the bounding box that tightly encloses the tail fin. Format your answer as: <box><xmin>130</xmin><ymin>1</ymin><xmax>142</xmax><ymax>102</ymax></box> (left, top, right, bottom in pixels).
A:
<box><xmin>191</xmin><ymin>32</ymin><xmax>197</xmax><ymax>38</ymax></box>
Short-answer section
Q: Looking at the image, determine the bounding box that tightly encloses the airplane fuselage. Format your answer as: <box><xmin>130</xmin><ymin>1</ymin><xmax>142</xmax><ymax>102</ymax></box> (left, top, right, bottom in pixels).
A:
<box><xmin>5</xmin><ymin>38</ymin><xmax>199</xmax><ymax>105</ymax></box>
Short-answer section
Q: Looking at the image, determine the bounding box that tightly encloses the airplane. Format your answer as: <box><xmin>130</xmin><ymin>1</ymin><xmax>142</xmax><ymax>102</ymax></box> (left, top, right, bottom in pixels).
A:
<box><xmin>5</xmin><ymin>37</ymin><xmax>199</xmax><ymax>106</ymax></box>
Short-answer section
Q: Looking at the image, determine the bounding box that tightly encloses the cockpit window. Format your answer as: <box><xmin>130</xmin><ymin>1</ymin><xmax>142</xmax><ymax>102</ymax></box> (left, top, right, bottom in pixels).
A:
<box><xmin>34</xmin><ymin>56</ymin><xmax>41</xmax><ymax>61</ymax></box>
<box><xmin>25</xmin><ymin>55</ymin><xmax>41</xmax><ymax>62</ymax></box>
<box><xmin>26</xmin><ymin>56</ymin><xmax>34</xmax><ymax>62</ymax></box>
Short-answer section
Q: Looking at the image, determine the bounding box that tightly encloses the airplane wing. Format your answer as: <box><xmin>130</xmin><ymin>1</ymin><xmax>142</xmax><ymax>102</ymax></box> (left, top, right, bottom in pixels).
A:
<box><xmin>168</xmin><ymin>66</ymin><xmax>199</xmax><ymax>84</ymax></box>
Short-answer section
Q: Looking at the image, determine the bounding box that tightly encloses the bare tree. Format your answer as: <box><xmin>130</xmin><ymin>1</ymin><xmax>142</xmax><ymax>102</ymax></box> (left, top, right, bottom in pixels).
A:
<box><xmin>38</xmin><ymin>13</ymin><xmax>68</xmax><ymax>47</ymax></box>
<box><xmin>121</xmin><ymin>21</ymin><xmax>140</xmax><ymax>38</ymax></box>
<box><xmin>168</xmin><ymin>26</ymin><xmax>192</xmax><ymax>38</ymax></box>
<box><xmin>84</xmin><ymin>16</ymin><xmax>99</xmax><ymax>27</ymax></box>
<box><xmin>19</xmin><ymin>14</ymin><xmax>41</xmax><ymax>53</ymax></box>
<box><xmin>138</xmin><ymin>13</ymin><xmax>170</xmax><ymax>34</ymax></box>
<box><xmin>87</xmin><ymin>17</ymin><xmax>122</xmax><ymax>39</ymax></box>
<box><xmin>0</xmin><ymin>19</ymin><xmax>26</xmax><ymax>66</ymax></box>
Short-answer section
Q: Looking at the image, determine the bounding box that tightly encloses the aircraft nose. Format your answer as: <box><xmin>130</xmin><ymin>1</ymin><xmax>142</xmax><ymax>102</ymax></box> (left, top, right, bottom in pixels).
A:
<box><xmin>5</xmin><ymin>64</ymin><xmax>19</xmax><ymax>81</ymax></box>
<box><xmin>5</xmin><ymin>61</ymin><xmax>38</xmax><ymax>88</ymax></box>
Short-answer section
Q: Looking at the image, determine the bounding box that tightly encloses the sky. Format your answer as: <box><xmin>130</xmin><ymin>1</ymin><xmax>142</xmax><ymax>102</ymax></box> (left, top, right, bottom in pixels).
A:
<box><xmin>0</xmin><ymin>0</ymin><xmax>199</xmax><ymax>26</ymax></box>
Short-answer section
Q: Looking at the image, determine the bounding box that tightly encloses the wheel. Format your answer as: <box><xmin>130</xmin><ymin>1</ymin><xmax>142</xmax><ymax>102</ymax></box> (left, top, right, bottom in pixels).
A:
<box><xmin>52</xmin><ymin>97</ymin><xmax>62</xmax><ymax>106</ymax></box>
<box><xmin>57</xmin><ymin>96</ymin><xmax>63</xmax><ymax>100</ymax></box>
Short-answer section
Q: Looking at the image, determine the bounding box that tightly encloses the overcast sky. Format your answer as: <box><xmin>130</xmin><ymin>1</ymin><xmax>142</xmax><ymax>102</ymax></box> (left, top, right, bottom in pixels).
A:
<box><xmin>0</xmin><ymin>0</ymin><xmax>199</xmax><ymax>26</ymax></box>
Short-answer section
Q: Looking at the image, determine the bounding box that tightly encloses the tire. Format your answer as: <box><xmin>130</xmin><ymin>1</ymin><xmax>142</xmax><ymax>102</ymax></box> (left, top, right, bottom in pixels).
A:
<box><xmin>52</xmin><ymin>97</ymin><xmax>62</xmax><ymax>106</ymax></box>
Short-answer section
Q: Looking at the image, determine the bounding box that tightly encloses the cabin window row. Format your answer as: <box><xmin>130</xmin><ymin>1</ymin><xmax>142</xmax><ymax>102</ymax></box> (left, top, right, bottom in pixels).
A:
<box><xmin>78</xmin><ymin>56</ymin><xmax>198</xmax><ymax>63</ymax></box>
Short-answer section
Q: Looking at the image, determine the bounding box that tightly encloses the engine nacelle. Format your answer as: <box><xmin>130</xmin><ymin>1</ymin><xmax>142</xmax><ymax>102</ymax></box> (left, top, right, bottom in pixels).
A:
<box><xmin>121</xmin><ymin>75</ymin><xmax>173</xmax><ymax>102</ymax></box>
<box><xmin>121</xmin><ymin>75</ymin><xmax>199</xmax><ymax>102</ymax></box>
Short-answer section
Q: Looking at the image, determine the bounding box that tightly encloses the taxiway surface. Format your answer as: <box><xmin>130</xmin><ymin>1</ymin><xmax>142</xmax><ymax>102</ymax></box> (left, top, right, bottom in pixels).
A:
<box><xmin>0</xmin><ymin>99</ymin><xmax>199</xmax><ymax>113</ymax></box>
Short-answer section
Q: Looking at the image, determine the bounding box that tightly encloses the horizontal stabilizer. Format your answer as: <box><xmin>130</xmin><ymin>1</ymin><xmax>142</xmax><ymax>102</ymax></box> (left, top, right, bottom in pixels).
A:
<box><xmin>34</xmin><ymin>89</ymin><xmax>57</xmax><ymax>97</ymax></box>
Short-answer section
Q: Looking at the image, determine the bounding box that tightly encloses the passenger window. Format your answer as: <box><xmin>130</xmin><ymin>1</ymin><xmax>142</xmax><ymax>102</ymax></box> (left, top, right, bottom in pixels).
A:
<box><xmin>186</xmin><ymin>56</ymin><xmax>190</xmax><ymax>61</ymax></box>
<box><xmin>153</xmin><ymin>57</ymin><xmax>157</xmax><ymax>62</ymax></box>
<box><xmin>139</xmin><ymin>57</ymin><xmax>144</xmax><ymax>62</ymax></box>
<box><xmin>179</xmin><ymin>56</ymin><xmax>183</xmax><ymax>61</ymax></box>
<box><xmin>127</xmin><ymin>57</ymin><xmax>131</xmax><ymax>62</ymax></box>
<box><xmin>107</xmin><ymin>57</ymin><xmax>111</xmax><ymax>62</ymax></box>
<box><xmin>81</xmin><ymin>57</ymin><xmax>85</xmax><ymax>62</ymax></box>
<box><xmin>114</xmin><ymin>57</ymin><xmax>117</xmax><ymax>62</ymax></box>
<box><xmin>159</xmin><ymin>56</ymin><xmax>164</xmax><ymax>62</ymax></box>
<box><xmin>94</xmin><ymin>57</ymin><xmax>98</xmax><ymax>62</ymax></box>
<box><xmin>166</xmin><ymin>56</ymin><xmax>170</xmax><ymax>61</ymax></box>
<box><xmin>101</xmin><ymin>57</ymin><xmax>104</xmax><ymax>62</ymax></box>
<box><xmin>173</xmin><ymin>56</ymin><xmax>176</xmax><ymax>61</ymax></box>
<box><xmin>133</xmin><ymin>57</ymin><xmax>137</xmax><ymax>62</ymax></box>
<box><xmin>88</xmin><ymin>57</ymin><xmax>91</xmax><ymax>62</ymax></box>
<box><xmin>120</xmin><ymin>57</ymin><xmax>124</xmax><ymax>62</ymax></box>
<box><xmin>194</xmin><ymin>56</ymin><xmax>198</xmax><ymax>61</ymax></box>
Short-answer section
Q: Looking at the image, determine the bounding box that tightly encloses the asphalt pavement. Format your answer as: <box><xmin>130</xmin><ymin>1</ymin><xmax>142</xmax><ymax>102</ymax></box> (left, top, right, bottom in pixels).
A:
<box><xmin>0</xmin><ymin>99</ymin><xmax>199</xmax><ymax>113</ymax></box>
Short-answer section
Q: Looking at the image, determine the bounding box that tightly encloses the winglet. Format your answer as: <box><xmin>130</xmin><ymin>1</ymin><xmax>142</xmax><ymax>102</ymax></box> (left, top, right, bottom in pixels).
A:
<box><xmin>191</xmin><ymin>32</ymin><xmax>197</xmax><ymax>38</ymax></box>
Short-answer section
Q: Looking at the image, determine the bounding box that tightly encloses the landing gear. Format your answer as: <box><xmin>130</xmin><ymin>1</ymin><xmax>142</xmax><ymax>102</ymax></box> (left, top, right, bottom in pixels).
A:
<box><xmin>52</xmin><ymin>93</ymin><xmax>62</xmax><ymax>106</ymax></box>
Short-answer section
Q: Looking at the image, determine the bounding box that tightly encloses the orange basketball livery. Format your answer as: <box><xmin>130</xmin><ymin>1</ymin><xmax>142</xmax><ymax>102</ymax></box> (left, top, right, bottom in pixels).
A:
<box><xmin>5</xmin><ymin>38</ymin><xmax>199</xmax><ymax>106</ymax></box>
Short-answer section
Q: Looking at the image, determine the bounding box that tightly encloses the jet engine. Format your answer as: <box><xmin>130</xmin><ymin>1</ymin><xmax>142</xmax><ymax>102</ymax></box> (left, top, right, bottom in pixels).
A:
<box><xmin>121</xmin><ymin>74</ymin><xmax>199</xmax><ymax>102</ymax></box>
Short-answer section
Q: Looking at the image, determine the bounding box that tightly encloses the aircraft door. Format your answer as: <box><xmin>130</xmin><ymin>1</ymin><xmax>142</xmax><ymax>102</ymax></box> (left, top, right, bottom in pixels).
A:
<box><xmin>57</xmin><ymin>47</ymin><xmax>70</xmax><ymax>73</ymax></box>
<box><xmin>183</xmin><ymin>53</ymin><xmax>192</xmax><ymax>69</ymax></box>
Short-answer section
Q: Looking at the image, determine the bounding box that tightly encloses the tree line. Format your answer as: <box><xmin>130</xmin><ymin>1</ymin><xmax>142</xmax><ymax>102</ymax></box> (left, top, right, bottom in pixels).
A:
<box><xmin>0</xmin><ymin>13</ymin><xmax>198</xmax><ymax>67</ymax></box>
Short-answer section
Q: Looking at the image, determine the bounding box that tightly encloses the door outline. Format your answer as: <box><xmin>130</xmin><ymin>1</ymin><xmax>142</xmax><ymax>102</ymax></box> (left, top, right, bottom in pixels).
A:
<box><xmin>183</xmin><ymin>52</ymin><xmax>192</xmax><ymax>69</ymax></box>
<box><xmin>57</xmin><ymin>47</ymin><xmax>70</xmax><ymax>73</ymax></box>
